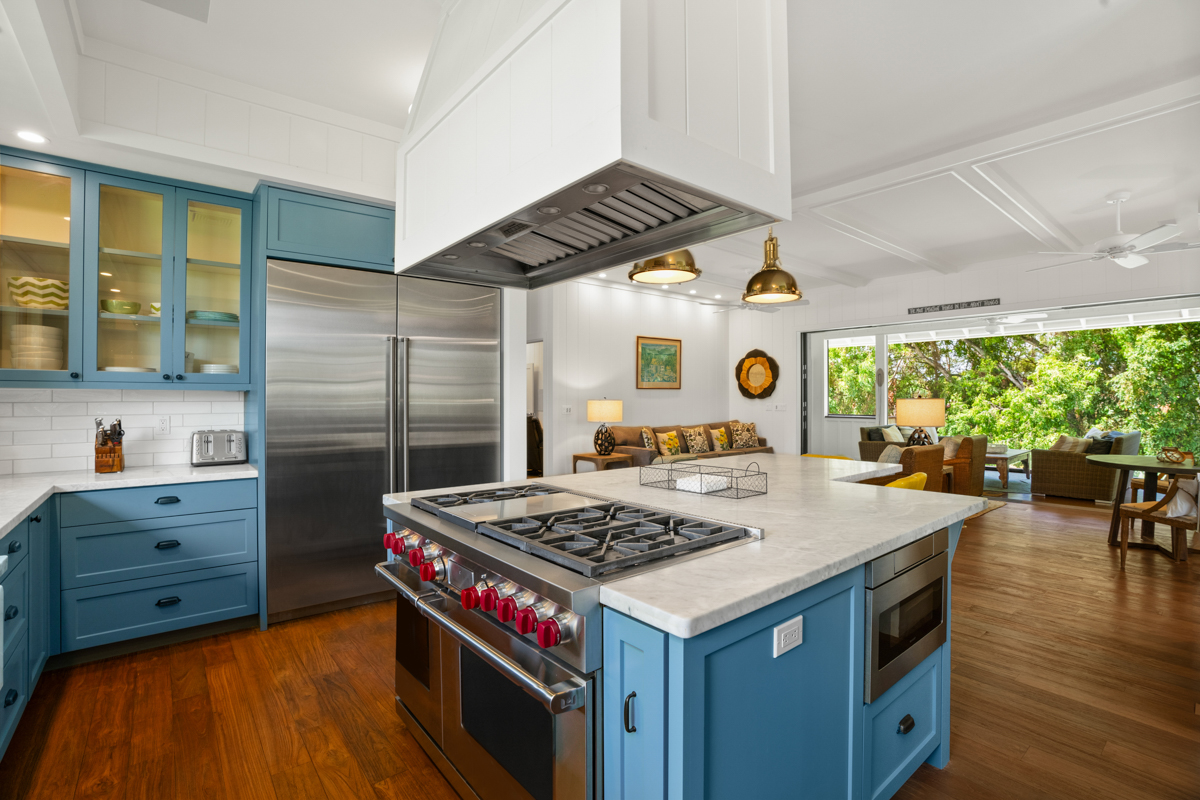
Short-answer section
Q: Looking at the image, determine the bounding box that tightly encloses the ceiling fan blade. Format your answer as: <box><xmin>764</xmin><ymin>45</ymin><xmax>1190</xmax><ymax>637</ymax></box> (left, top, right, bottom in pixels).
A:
<box><xmin>1111</xmin><ymin>253</ymin><xmax>1149</xmax><ymax>269</ymax></box>
<box><xmin>1127</xmin><ymin>223</ymin><xmax>1180</xmax><ymax>251</ymax></box>
<box><xmin>1141</xmin><ymin>240</ymin><xmax>1200</xmax><ymax>254</ymax></box>
<box><xmin>1035</xmin><ymin>251</ymin><xmax>1102</xmax><ymax>256</ymax></box>
<box><xmin>1027</xmin><ymin>256</ymin><xmax>1104</xmax><ymax>273</ymax></box>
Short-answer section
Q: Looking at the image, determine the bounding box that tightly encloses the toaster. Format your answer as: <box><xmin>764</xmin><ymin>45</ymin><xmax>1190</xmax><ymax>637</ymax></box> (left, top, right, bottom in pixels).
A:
<box><xmin>191</xmin><ymin>429</ymin><xmax>247</xmax><ymax>466</ymax></box>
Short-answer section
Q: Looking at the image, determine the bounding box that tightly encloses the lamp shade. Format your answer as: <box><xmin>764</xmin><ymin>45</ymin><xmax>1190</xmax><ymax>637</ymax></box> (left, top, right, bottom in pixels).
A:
<box><xmin>587</xmin><ymin>399</ymin><xmax>623</xmax><ymax>422</ymax></box>
<box><xmin>628</xmin><ymin>250</ymin><xmax>700</xmax><ymax>284</ymax></box>
<box><xmin>894</xmin><ymin>397</ymin><xmax>945</xmax><ymax>428</ymax></box>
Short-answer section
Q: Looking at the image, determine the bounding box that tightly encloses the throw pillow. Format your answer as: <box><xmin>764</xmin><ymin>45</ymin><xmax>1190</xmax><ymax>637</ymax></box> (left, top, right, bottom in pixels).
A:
<box><xmin>880</xmin><ymin>426</ymin><xmax>905</xmax><ymax>443</ymax></box>
<box><xmin>867</xmin><ymin>427</ymin><xmax>885</xmax><ymax>442</ymax></box>
<box><xmin>682</xmin><ymin>426</ymin><xmax>710</xmax><ymax>454</ymax></box>
<box><xmin>655</xmin><ymin>431</ymin><xmax>682</xmax><ymax>456</ymax></box>
<box><xmin>878</xmin><ymin>445</ymin><xmax>904</xmax><ymax>464</ymax></box>
<box><xmin>1049</xmin><ymin>434</ymin><xmax>1090</xmax><ymax>453</ymax></box>
<box><xmin>640</xmin><ymin>427</ymin><xmax>656</xmax><ymax>449</ymax></box>
<box><xmin>730</xmin><ymin>422</ymin><xmax>758</xmax><ymax>450</ymax></box>
<box><xmin>940</xmin><ymin>435</ymin><xmax>964</xmax><ymax>460</ymax></box>
<box><xmin>1085</xmin><ymin>437</ymin><xmax>1114</xmax><ymax>455</ymax></box>
<box><xmin>1084</xmin><ymin>426</ymin><xmax>1104</xmax><ymax>439</ymax></box>
<box><xmin>711</xmin><ymin>427</ymin><xmax>732</xmax><ymax>451</ymax></box>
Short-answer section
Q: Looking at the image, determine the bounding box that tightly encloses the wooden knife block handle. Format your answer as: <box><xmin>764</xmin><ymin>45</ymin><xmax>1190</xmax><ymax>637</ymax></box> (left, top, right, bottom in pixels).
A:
<box><xmin>95</xmin><ymin>443</ymin><xmax>125</xmax><ymax>474</ymax></box>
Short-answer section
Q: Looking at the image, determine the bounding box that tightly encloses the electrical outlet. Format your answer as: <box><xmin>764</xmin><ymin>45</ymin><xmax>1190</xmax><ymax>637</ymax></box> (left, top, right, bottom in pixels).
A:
<box><xmin>773</xmin><ymin>614</ymin><xmax>803</xmax><ymax>658</ymax></box>
<box><xmin>773</xmin><ymin>403</ymin><xmax>789</xmax><ymax>412</ymax></box>
<box><xmin>155</xmin><ymin>416</ymin><xmax>171</xmax><ymax>436</ymax></box>
<box><xmin>563</xmin><ymin>405</ymin><xmax>572</xmax><ymax>414</ymax></box>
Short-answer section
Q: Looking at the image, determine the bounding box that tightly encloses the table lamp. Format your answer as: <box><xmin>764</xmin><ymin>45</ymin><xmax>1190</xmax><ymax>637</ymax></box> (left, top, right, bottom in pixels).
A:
<box><xmin>894</xmin><ymin>397</ymin><xmax>945</xmax><ymax>446</ymax></box>
<box><xmin>587</xmin><ymin>399</ymin><xmax>623</xmax><ymax>455</ymax></box>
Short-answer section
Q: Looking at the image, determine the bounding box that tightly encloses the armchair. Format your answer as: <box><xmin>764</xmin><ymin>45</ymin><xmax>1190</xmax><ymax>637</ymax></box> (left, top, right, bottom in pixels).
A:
<box><xmin>943</xmin><ymin>435</ymin><xmax>987</xmax><ymax>497</ymax></box>
<box><xmin>1031</xmin><ymin>431</ymin><xmax>1141</xmax><ymax>501</ymax></box>
<box><xmin>856</xmin><ymin>445</ymin><xmax>946</xmax><ymax>492</ymax></box>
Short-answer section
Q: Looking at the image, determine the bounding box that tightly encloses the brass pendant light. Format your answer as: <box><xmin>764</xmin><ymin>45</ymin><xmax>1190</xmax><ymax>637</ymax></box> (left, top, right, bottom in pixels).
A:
<box><xmin>628</xmin><ymin>249</ymin><xmax>701</xmax><ymax>284</ymax></box>
<box><xmin>742</xmin><ymin>227</ymin><xmax>802</xmax><ymax>304</ymax></box>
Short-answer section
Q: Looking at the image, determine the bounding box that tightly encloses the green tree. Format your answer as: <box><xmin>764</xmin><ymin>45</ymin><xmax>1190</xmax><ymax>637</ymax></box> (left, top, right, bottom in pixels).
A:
<box><xmin>827</xmin><ymin>345</ymin><xmax>875</xmax><ymax>415</ymax></box>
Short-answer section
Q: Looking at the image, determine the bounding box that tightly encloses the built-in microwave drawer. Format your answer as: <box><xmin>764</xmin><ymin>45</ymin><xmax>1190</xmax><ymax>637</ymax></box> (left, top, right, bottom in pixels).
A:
<box><xmin>60</xmin><ymin>480</ymin><xmax>257</xmax><ymax>527</ymax></box>
<box><xmin>863</xmin><ymin>653</ymin><xmax>940</xmax><ymax>800</ymax></box>
<box><xmin>60</xmin><ymin>510</ymin><xmax>257</xmax><ymax>590</ymax></box>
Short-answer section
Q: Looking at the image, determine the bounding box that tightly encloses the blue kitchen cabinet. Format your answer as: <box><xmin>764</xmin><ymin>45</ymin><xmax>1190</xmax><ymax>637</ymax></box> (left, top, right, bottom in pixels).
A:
<box><xmin>603</xmin><ymin>609</ymin><xmax>668</xmax><ymax>798</ymax></box>
<box><xmin>263</xmin><ymin>186</ymin><xmax>395</xmax><ymax>271</ymax></box>
<box><xmin>26</xmin><ymin>500</ymin><xmax>55</xmax><ymax>686</ymax></box>
<box><xmin>862</xmin><ymin>650</ymin><xmax>942</xmax><ymax>800</ymax></box>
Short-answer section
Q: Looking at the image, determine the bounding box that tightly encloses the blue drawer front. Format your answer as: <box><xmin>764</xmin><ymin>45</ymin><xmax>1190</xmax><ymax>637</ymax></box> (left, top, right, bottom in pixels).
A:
<box><xmin>266</xmin><ymin>187</ymin><xmax>394</xmax><ymax>268</ymax></box>
<box><xmin>864</xmin><ymin>653</ymin><xmax>940</xmax><ymax>800</ymax></box>
<box><xmin>0</xmin><ymin>634</ymin><xmax>28</xmax><ymax>757</ymax></box>
<box><xmin>61</xmin><ymin>563</ymin><xmax>258</xmax><ymax>651</ymax></box>
<box><xmin>0</xmin><ymin>558</ymin><xmax>28</xmax><ymax>660</ymax></box>
<box><xmin>0</xmin><ymin>520</ymin><xmax>29</xmax><ymax>573</ymax></box>
<box><xmin>61</xmin><ymin>510</ymin><xmax>257</xmax><ymax>589</ymax></box>
<box><xmin>60</xmin><ymin>479</ymin><xmax>257</xmax><ymax>527</ymax></box>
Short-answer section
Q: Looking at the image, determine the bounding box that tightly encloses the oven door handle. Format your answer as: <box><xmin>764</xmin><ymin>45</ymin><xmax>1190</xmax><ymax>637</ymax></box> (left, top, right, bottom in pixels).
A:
<box><xmin>416</xmin><ymin>596</ymin><xmax>587</xmax><ymax>715</ymax></box>
<box><xmin>374</xmin><ymin>562</ymin><xmax>437</xmax><ymax>607</ymax></box>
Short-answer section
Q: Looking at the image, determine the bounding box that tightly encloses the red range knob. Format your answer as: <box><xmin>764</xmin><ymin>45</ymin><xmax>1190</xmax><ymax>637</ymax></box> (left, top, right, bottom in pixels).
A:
<box><xmin>461</xmin><ymin>586</ymin><xmax>480</xmax><ymax>610</ymax></box>
<box><xmin>419</xmin><ymin>562</ymin><xmax>437</xmax><ymax>582</ymax></box>
<box><xmin>479</xmin><ymin>587</ymin><xmax>499</xmax><ymax>612</ymax></box>
<box><xmin>408</xmin><ymin>549</ymin><xmax>425</xmax><ymax>567</ymax></box>
<box><xmin>496</xmin><ymin>596</ymin><xmax>518</xmax><ymax>623</ymax></box>
<box><xmin>383</xmin><ymin>532</ymin><xmax>397</xmax><ymax>549</ymax></box>
<box><xmin>515</xmin><ymin>607</ymin><xmax>539</xmax><ymax>635</ymax></box>
<box><xmin>536</xmin><ymin>619</ymin><xmax>562</xmax><ymax>649</ymax></box>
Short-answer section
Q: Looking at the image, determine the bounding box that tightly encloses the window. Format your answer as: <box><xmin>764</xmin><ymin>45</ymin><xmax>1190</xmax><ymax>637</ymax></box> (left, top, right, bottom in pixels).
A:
<box><xmin>826</xmin><ymin>338</ymin><xmax>876</xmax><ymax>417</ymax></box>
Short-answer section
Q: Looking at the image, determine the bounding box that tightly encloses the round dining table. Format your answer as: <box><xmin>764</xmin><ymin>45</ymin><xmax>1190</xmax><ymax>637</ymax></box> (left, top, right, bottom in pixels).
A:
<box><xmin>1087</xmin><ymin>454</ymin><xmax>1200</xmax><ymax>553</ymax></box>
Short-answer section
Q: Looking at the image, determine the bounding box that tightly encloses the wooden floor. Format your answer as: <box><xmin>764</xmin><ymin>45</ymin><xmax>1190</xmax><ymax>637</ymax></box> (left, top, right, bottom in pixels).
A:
<box><xmin>0</xmin><ymin>500</ymin><xmax>1195</xmax><ymax>799</ymax></box>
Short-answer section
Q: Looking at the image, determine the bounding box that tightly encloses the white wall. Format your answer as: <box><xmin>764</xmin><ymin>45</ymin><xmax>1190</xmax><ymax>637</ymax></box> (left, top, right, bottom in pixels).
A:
<box><xmin>728</xmin><ymin>251</ymin><xmax>1200</xmax><ymax>457</ymax></box>
<box><xmin>0</xmin><ymin>388</ymin><xmax>244</xmax><ymax>474</ymax></box>
<box><xmin>537</xmin><ymin>281</ymin><xmax>730</xmax><ymax>476</ymax></box>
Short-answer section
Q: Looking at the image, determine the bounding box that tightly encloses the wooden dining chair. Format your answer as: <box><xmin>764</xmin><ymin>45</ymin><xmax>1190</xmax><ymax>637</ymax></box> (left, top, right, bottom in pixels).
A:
<box><xmin>1118</xmin><ymin>478</ymin><xmax>1195</xmax><ymax>569</ymax></box>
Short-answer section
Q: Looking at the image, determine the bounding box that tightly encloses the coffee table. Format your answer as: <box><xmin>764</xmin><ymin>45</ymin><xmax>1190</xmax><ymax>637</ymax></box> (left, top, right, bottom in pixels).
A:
<box><xmin>984</xmin><ymin>448</ymin><xmax>1030</xmax><ymax>488</ymax></box>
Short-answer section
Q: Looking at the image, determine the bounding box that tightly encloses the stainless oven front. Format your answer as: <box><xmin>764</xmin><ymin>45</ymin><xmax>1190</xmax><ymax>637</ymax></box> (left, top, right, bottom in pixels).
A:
<box><xmin>864</xmin><ymin>529</ymin><xmax>949</xmax><ymax>703</ymax></box>
<box><xmin>380</xmin><ymin>562</ymin><xmax>594</xmax><ymax>800</ymax></box>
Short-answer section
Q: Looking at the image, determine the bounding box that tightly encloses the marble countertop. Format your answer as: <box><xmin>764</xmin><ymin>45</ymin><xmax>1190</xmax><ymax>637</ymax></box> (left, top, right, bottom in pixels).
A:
<box><xmin>386</xmin><ymin>454</ymin><xmax>986</xmax><ymax>639</ymax></box>
<box><xmin>0</xmin><ymin>463</ymin><xmax>258</xmax><ymax>541</ymax></box>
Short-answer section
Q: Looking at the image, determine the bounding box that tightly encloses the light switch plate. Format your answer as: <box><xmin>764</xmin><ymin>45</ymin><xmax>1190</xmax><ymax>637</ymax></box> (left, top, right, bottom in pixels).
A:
<box><xmin>773</xmin><ymin>614</ymin><xmax>803</xmax><ymax>657</ymax></box>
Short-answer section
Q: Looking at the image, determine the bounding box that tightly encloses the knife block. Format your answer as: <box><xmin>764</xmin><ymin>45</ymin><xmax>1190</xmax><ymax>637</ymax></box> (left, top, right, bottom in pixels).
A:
<box><xmin>95</xmin><ymin>443</ymin><xmax>125</xmax><ymax>473</ymax></box>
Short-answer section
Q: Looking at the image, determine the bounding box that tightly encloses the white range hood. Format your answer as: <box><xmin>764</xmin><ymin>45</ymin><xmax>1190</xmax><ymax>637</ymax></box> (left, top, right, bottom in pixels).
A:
<box><xmin>395</xmin><ymin>0</ymin><xmax>792</xmax><ymax>289</ymax></box>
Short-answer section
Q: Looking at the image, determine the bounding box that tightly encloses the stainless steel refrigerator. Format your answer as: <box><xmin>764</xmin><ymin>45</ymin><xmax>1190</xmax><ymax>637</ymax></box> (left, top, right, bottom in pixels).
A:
<box><xmin>265</xmin><ymin>259</ymin><xmax>502</xmax><ymax>620</ymax></box>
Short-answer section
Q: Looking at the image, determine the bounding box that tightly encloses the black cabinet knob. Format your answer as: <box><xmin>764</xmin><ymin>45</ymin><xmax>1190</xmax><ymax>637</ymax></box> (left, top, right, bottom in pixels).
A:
<box><xmin>30</xmin><ymin>515</ymin><xmax>40</xmax><ymax>523</ymax></box>
<box><xmin>155</xmin><ymin>596</ymin><xmax>182</xmax><ymax>607</ymax></box>
<box><xmin>7</xmin><ymin>541</ymin><xmax>20</xmax><ymax>554</ymax></box>
<box><xmin>175</xmin><ymin>374</ymin><xmax>184</xmax><ymax>381</ymax></box>
<box><xmin>5</xmin><ymin>605</ymin><xmax>18</xmax><ymax>621</ymax></box>
<box><xmin>4</xmin><ymin>689</ymin><xmax>17</xmax><ymax>708</ymax></box>
<box><xmin>897</xmin><ymin>714</ymin><xmax>915</xmax><ymax>735</ymax></box>
<box><xmin>162</xmin><ymin>373</ymin><xmax>171</xmax><ymax>380</ymax></box>
<box><xmin>70</xmin><ymin>372</ymin><xmax>80</xmax><ymax>379</ymax></box>
<box><xmin>623</xmin><ymin>691</ymin><xmax>637</xmax><ymax>733</ymax></box>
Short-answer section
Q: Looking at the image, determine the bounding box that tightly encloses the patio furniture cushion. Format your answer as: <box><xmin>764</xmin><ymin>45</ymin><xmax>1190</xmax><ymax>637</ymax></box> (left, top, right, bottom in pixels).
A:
<box><xmin>880</xmin><ymin>426</ymin><xmax>906</xmax><ymax>443</ymax></box>
<box><xmin>682</xmin><ymin>426</ymin><xmax>710</xmax><ymax>454</ymax></box>
<box><xmin>940</xmin><ymin>435</ymin><xmax>964</xmax><ymax>459</ymax></box>
<box><xmin>1049</xmin><ymin>434</ymin><xmax>1090</xmax><ymax>453</ymax></box>
<box><xmin>878</xmin><ymin>445</ymin><xmax>904</xmax><ymax>464</ymax></box>
<box><xmin>1085</xmin><ymin>437</ymin><xmax>1115</xmax><ymax>455</ymax></box>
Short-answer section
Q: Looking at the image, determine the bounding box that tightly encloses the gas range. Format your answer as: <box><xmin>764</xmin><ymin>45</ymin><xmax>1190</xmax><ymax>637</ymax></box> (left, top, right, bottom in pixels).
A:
<box><xmin>377</xmin><ymin>482</ymin><xmax>761</xmax><ymax>673</ymax></box>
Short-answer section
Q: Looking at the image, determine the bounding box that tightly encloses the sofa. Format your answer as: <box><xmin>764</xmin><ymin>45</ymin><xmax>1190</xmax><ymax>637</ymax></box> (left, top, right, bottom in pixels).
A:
<box><xmin>855</xmin><ymin>444</ymin><xmax>946</xmax><ymax>492</ymax></box>
<box><xmin>609</xmin><ymin>421</ymin><xmax>773</xmax><ymax>467</ymax></box>
<box><xmin>859</xmin><ymin>427</ymin><xmax>987</xmax><ymax>497</ymax></box>
<box><xmin>1031</xmin><ymin>431</ymin><xmax>1141</xmax><ymax>502</ymax></box>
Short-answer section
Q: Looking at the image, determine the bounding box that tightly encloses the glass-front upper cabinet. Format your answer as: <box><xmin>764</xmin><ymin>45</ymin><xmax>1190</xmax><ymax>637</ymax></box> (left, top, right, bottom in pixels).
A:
<box><xmin>0</xmin><ymin>155</ymin><xmax>85</xmax><ymax>381</ymax></box>
<box><xmin>84</xmin><ymin>174</ymin><xmax>175</xmax><ymax>382</ymax></box>
<box><xmin>172</xmin><ymin>190</ymin><xmax>251</xmax><ymax>384</ymax></box>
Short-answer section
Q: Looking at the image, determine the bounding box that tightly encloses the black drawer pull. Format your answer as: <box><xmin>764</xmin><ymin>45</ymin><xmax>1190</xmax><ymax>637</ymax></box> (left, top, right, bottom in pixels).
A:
<box><xmin>623</xmin><ymin>691</ymin><xmax>637</xmax><ymax>733</ymax></box>
<box><xmin>154</xmin><ymin>540</ymin><xmax>182</xmax><ymax>550</ymax></box>
<box><xmin>4</xmin><ymin>606</ymin><xmax>16</xmax><ymax>621</ymax></box>
<box><xmin>154</xmin><ymin>497</ymin><xmax>181</xmax><ymax>505</ymax></box>
<box><xmin>7</xmin><ymin>541</ymin><xmax>20</xmax><ymax>554</ymax></box>
<box><xmin>155</xmin><ymin>596</ymin><xmax>182</xmax><ymax>608</ymax></box>
<box><xmin>3</xmin><ymin>689</ymin><xmax>17</xmax><ymax>708</ymax></box>
<box><xmin>897</xmin><ymin>714</ymin><xmax>915</xmax><ymax>735</ymax></box>
<box><xmin>30</xmin><ymin>516</ymin><xmax>40</xmax><ymax>524</ymax></box>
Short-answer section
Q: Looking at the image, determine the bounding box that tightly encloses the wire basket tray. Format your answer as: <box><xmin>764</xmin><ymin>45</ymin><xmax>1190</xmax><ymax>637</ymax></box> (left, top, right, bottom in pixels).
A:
<box><xmin>639</xmin><ymin>461</ymin><xmax>767</xmax><ymax>499</ymax></box>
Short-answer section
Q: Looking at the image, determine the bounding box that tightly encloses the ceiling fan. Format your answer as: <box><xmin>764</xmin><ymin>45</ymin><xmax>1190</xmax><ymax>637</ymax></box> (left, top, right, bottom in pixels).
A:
<box><xmin>1028</xmin><ymin>192</ymin><xmax>1200</xmax><ymax>273</ymax></box>
<box><xmin>707</xmin><ymin>299</ymin><xmax>810</xmax><ymax>314</ymax></box>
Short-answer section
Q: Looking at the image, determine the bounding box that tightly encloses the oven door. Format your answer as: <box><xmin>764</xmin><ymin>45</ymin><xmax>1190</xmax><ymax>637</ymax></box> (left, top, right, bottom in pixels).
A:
<box><xmin>420</xmin><ymin>594</ymin><xmax>593</xmax><ymax>800</ymax></box>
<box><xmin>865</xmin><ymin>550</ymin><xmax>948</xmax><ymax>703</ymax></box>
<box><xmin>378</xmin><ymin>562</ymin><xmax>444</xmax><ymax>744</ymax></box>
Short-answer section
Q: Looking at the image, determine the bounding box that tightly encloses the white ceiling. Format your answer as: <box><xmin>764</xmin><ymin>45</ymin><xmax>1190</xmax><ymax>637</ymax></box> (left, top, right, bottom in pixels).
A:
<box><xmin>74</xmin><ymin>0</ymin><xmax>441</xmax><ymax>128</ymax></box>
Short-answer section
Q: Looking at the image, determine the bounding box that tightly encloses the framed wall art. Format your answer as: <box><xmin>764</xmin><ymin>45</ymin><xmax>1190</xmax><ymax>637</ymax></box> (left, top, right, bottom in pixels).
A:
<box><xmin>636</xmin><ymin>336</ymin><xmax>681</xmax><ymax>389</ymax></box>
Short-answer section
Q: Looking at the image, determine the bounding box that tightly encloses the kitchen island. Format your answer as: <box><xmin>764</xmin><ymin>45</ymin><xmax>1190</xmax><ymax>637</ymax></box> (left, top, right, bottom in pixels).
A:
<box><xmin>380</xmin><ymin>454</ymin><xmax>984</xmax><ymax>800</ymax></box>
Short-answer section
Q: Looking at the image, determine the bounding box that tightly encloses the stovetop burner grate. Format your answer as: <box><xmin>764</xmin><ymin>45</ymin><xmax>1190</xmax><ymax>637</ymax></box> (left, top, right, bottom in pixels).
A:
<box><xmin>411</xmin><ymin>484</ymin><xmax>565</xmax><ymax>514</ymax></box>
<box><xmin>479</xmin><ymin>502</ymin><xmax>752</xmax><ymax>577</ymax></box>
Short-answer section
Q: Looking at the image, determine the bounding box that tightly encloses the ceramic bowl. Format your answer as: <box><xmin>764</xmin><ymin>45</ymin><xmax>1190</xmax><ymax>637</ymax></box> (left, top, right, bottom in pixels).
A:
<box><xmin>99</xmin><ymin>299</ymin><xmax>142</xmax><ymax>315</ymax></box>
<box><xmin>11</xmin><ymin>324</ymin><xmax>62</xmax><ymax>339</ymax></box>
<box><xmin>7</xmin><ymin>277</ymin><xmax>68</xmax><ymax>310</ymax></box>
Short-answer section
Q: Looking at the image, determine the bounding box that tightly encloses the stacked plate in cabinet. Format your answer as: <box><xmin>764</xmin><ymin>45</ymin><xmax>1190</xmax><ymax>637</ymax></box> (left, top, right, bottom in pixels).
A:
<box><xmin>11</xmin><ymin>324</ymin><xmax>63</xmax><ymax>370</ymax></box>
<box><xmin>186</xmin><ymin>310</ymin><xmax>239</xmax><ymax>323</ymax></box>
<box><xmin>199</xmin><ymin>364</ymin><xmax>238</xmax><ymax>374</ymax></box>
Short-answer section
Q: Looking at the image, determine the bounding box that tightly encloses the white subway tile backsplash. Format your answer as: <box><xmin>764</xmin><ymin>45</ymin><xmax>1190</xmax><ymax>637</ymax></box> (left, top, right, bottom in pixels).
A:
<box><xmin>0</xmin><ymin>389</ymin><xmax>245</xmax><ymax>474</ymax></box>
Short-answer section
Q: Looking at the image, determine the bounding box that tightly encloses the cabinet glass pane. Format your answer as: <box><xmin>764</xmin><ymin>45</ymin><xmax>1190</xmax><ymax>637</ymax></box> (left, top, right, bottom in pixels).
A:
<box><xmin>0</xmin><ymin>165</ymin><xmax>71</xmax><ymax>372</ymax></box>
<box><xmin>183</xmin><ymin>200</ymin><xmax>241</xmax><ymax>376</ymax></box>
<box><xmin>96</xmin><ymin>185</ymin><xmax>163</xmax><ymax>374</ymax></box>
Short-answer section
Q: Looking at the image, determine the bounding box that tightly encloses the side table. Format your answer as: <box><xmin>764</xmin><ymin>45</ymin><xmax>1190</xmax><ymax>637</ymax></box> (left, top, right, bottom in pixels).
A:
<box><xmin>573</xmin><ymin>452</ymin><xmax>633</xmax><ymax>473</ymax></box>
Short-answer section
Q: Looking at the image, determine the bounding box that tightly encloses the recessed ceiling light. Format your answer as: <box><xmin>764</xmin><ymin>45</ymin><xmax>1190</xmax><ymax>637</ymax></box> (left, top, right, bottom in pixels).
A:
<box><xmin>110</xmin><ymin>288</ymin><xmax>121</xmax><ymax>293</ymax></box>
<box><xmin>660</xmin><ymin>284</ymin><xmax>669</xmax><ymax>289</ymax></box>
<box><xmin>467</xmin><ymin>242</ymin><xmax>487</xmax><ymax>248</ymax></box>
<box><xmin>17</xmin><ymin>131</ymin><xmax>47</xmax><ymax>144</ymax></box>
<box><xmin>582</xmin><ymin>184</ymin><xmax>608</xmax><ymax>195</ymax></box>
<box><xmin>100</xmin><ymin>272</ymin><xmax>112</xmax><ymax>277</ymax></box>
<box><xmin>715</xmin><ymin>294</ymin><xmax>722</xmax><ymax>299</ymax></box>
<box><xmin>597</xmin><ymin>273</ymin><xmax>606</xmax><ymax>278</ymax></box>
<box><xmin>63</xmin><ymin>216</ymin><xmax>70</xmax><ymax>221</ymax></box>
<box><xmin>689</xmin><ymin>289</ymin><xmax>696</xmax><ymax>294</ymax></box>
<box><xmin>536</xmin><ymin>206</ymin><xmax>561</xmax><ymax>215</ymax></box>
<box><xmin>443</xmin><ymin>254</ymin><xmax>459</xmax><ymax>260</ymax></box>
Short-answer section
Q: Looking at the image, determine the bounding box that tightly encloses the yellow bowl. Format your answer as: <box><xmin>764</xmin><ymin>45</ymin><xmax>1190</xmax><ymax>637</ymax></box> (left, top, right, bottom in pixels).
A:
<box><xmin>100</xmin><ymin>299</ymin><xmax>142</xmax><ymax>315</ymax></box>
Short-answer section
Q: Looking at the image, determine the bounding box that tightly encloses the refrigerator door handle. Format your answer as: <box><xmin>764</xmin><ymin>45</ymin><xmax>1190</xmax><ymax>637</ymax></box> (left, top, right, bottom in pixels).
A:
<box><xmin>385</xmin><ymin>336</ymin><xmax>398</xmax><ymax>494</ymax></box>
<box><xmin>398</xmin><ymin>337</ymin><xmax>410</xmax><ymax>492</ymax></box>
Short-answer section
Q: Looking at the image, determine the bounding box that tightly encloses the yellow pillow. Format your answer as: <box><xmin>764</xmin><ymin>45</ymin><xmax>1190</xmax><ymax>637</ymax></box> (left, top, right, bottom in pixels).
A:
<box><xmin>655</xmin><ymin>431</ymin><xmax>682</xmax><ymax>456</ymax></box>
<box><xmin>711</xmin><ymin>427</ymin><xmax>731</xmax><ymax>451</ymax></box>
